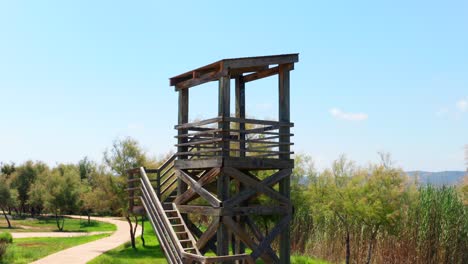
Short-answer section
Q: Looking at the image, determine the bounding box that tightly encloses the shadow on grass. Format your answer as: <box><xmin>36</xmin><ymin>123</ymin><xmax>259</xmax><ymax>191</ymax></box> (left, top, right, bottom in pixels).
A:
<box><xmin>99</xmin><ymin>243</ymin><xmax>166</xmax><ymax>260</ymax></box>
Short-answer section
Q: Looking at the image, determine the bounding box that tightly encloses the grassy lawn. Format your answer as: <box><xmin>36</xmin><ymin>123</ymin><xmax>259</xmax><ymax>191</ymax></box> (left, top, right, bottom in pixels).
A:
<box><xmin>88</xmin><ymin>221</ymin><xmax>167</xmax><ymax>264</ymax></box>
<box><xmin>0</xmin><ymin>233</ymin><xmax>109</xmax><ymax>264</ymax></box>
<box><xmin>89</xmin><ymin>221</ymin><xmax>328</xmax><ymax>264</ymax></box>
<box><xmin>0</xmin><ymin>216</ymin><xmax>116</xmax><ymax>233</ymax></box>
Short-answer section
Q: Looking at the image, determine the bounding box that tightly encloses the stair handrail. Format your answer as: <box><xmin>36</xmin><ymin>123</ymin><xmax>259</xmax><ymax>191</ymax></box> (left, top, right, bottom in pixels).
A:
<box><xmin>139</xmin><ymin>167</ymin><xmax>188</xmax><ymax>260</ymax></box>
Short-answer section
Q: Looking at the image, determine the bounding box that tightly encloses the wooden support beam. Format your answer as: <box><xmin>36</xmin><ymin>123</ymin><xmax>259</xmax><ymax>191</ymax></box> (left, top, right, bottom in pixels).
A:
<box><xmin>178</xmin><ymin>89</ymin><xmax>189</xmax><ymax>200</ymax></box>
<box><xmin>278</xmin><ymin>63</ymin><xmax>292</xmax><ymax>264</ymax></box>
<box><xmin>224</xmin><ymin>168</ymin><xmax>292</xmax><ymax>207</ymax></box>
<box><xmin>176</xmin><ymin>205</ymin><xmax>221</xmax><ymax>216</ymax></box>
<box><xmin>223</xmin><ymin>167</ymin><xmax>289</xmax><ymax>205</ymax></box>
<box><xmin>235</xmin><ymin>76</ymin><xmax>246</xmax><ymax>158</ymax></box>
<box><xmin>223</xmin><ymin>217</ymin><xmax>278</xmax><ymax>263</ymax></box>
<box><xmin>174</xmin><ymin>168</ymin><xmax>220</xmax><ymax>205</ymax></box>
<box><xmin>196</xmin><ymin>218</ymin><xmax>220</xmax><ymax>250</ymax></box>
<box><xmin>177</xmin><ymin>170</ymin><xmax>221</xmax><ymax>207</ymax></box>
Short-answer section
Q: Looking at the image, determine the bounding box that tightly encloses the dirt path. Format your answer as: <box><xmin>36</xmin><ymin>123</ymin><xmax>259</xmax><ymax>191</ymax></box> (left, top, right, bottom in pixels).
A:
<box><xmin>11</xmin><ymin>231</ymin><xmax>112</xmax><ymax>239</ymax></box>
<box><xmin>30</xmin><ymin>215</ymin><xmax>142</xmax><ymax>264</ymax></box>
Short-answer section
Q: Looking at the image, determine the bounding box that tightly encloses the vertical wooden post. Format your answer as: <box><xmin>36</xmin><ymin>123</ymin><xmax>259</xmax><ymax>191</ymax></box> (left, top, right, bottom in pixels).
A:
<box><xmin>178</xmin><ymin>89</ymin><xmax>189</xmax><ymax>196</ymax></box>
<box><xmin>278</xmin><ymin>64</ymin><xmax>291</xmax><ymax>264</ymax></box>
<box><xmin>235</xmin><ymin>76</ymin><xmax>246</xmax><ymax>158</ymax></box>
<box><xmin>234</xmin><ymin>76</ymin><xmax>246</xmax><ymax>260</ymax></box>
<box><xmin>217</xmin><ymin>76</ymin><xmax>230</xmax><ymax>257</ymax></box>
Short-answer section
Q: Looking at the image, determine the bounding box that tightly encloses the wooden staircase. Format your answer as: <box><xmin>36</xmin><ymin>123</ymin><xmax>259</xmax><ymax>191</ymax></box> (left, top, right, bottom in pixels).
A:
<box><xmin>127</xmin><ymin>155</ymin><xmax>253</xmax><ymax>264</ymax></box>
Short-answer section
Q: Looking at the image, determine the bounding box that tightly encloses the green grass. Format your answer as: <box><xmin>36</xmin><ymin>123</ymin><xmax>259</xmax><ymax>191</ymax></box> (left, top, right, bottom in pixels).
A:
<box><xmin>0</xmin><ymin>216</ymin><xmax>116</xmax><ymax>233</ymax></box>
<box><xmin>0</xmin><ymin>233</ymin><xmax>109</xmax><ymax>264</ymax></box>
<box><xmin>89</xmin><ymin>221</ymin><xmax>328</xmax><ymax>264</ymax></box>
<box><xmin>88</xmin><ymin>221</ymin><xmax>167</xmax><ymax>264</ymax></box>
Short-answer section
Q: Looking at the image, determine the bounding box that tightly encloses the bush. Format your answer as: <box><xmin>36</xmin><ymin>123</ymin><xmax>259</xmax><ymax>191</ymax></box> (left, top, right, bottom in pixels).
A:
<box><xmin>0</xmin><ymin>232</ymin><xmax>12</xmax><ymax>244</ymax></box>
<box><xmin>0</xmin><ymin>243</ymin><xmax>7</xmax><ymax>260</ymax></box>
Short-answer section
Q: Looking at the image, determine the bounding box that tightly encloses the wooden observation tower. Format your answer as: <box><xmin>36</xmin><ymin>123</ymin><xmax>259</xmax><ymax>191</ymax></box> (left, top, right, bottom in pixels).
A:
<box><xmin>128</xmin><ymin>54</ymin><xmax>299</xmax><ymax>264</ymax></box>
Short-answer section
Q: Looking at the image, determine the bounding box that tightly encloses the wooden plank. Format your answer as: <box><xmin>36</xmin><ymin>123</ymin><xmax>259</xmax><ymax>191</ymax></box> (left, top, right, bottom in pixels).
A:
<box><xmin>251</xmin><ymin>215</ymin><xmax>291</xmax><ymax>260</ymax></box>
<box><xmin>196</xmin><ymin>218</ymin><xmax>220</xmax><ymax>249</ymax></box>
<box><xmin>175</xmin><ymin>168</ymin><xmax>220</xmax><ymax>205</ymax></box>
<box><xmin>175</xmin><ymin>138</ymin><xmax>222</xmax><ymax>147</ymax></box>
<box><xmin>217</xmin><ymin>168</ymin><xmax>230</xmax><ymax>256</ymax></box>
<box><xmin>223</xmin><ymin>167</ymin><xmax>289</xmax><ymax>204</ymax></box>
<box><xmin>224</xmin><ymin>168</ymin><xmax>292</xmax><ymax>207</ymax></box>
<box><xmin>278</xmin><ymin>63</ymin><xmax>291</xmax><ymax>264</ymax></box>
<box><xmin>174</xmin><ymin>158</ymin><xmax>222</xmax><ymax>169</ymax></box>
<box><xmin>223</xmin><ymin>157</ymin><xmax>294</xmax><ymax>170</ymax></box>
<box><xmin>218</xmin><ymin>76</ymin><xmax>230</xmax><ymax>157</ymax></box>
<box><xmin>235</xmin><ymin>75</ymin><xmax>246</xmax><ymax>159</ymax></box>
<box><xmin>222</xmin><ymin>205</ymin><xmax>289</xmax><ymax>216</ymax></box>
<box><xmin>226</xmin><ymin>117</ymin><xmax>293</xmax><ymax>127</ymax></box>
<box><xmin>229</xmin><ymin>65</ymin><xmax>269</xmax><ymax>76</ymax></box>
<box><xmin>176</xmin><ymin>205</ymin><xmax>221</xmax><ymax>216</ymax></box>
<box><xmin>174</xmin><ymin>128</ymin><xmax>222</xmax><ymax>138</ymax></box>
<box><xmin>175</xmin><ymin>149</ymin><xmax>222</xmax><ymax>156</ymax></box>
<box><xmin>175</xmin><ymin>70</ymin><xmax>224</xmax><ymax>90</ymax></box>
<box><xmin>223</xmin><ymin>54</ymin><xmax>298</xmax><ymax>70</ymax></box>
<box><xmin>177</xmin><ymin>170</ymin><xmax>221</xmax><ymax>207</ymax></box>
<box><xmin>223</xmin><ymin>217</ymin><xmax>276</xmax><ymax>263</ymax></box>
<box><xmin>245</xmin><ymin>216</ymin><xmax>280</xmax><ymax>261</ymax></box>
<box><xmin>175</xmin><ymin>116</ymin><xmax>222</xmax><ymax>129</ymax></box>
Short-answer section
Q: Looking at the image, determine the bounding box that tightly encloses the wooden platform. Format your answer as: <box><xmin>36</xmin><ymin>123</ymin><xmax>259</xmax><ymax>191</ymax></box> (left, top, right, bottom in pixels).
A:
<box><xmin>174</xmin><ymin>157</ymin><xmax>294</xmax><ymax>170</ymax></box>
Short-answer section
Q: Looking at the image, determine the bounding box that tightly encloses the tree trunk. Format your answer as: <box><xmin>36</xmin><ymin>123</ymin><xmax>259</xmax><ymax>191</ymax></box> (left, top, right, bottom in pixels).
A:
<box><xmin>55</xmin><ymin>212</ymin><xmax>65</xmax><ymax>231</ymax></box>
<box><xmin>365</xmin><ymin>227</ymin><xmax>379</xmax><ymax>264</ymax></box>
<box><xmin>126</xmin><ymin>215</ymin><xmax>136</xmax><ymax>249</ymax></box>
<box><xmin>1</xmin><ymin>208</ymin><xmax>11</xmax><ymax>228</ymax></box>
<box><xmin>345</xmin><ymin>230</ymin><xmax>351</xmax><ymax>264</ymax></box>
<box><xmin>140</xmin><ymin>216</ymin><xmax>145</xmax><ymax>247</ymax></box>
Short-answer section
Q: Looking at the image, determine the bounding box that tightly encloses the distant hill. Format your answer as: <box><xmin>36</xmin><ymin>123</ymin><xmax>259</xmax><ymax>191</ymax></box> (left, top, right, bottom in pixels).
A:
<box><xmin>406</xmin><ymin>171</ymin><xmax>466</xmax><ymax>186</ymax></box>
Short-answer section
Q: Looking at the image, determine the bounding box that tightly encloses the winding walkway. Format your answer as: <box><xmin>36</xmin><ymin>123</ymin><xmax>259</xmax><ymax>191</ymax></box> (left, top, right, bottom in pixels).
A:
<box><xmin>29</xmin><ymin>215</ymin><xmax>142</xmax><ymax>264</ymax></box>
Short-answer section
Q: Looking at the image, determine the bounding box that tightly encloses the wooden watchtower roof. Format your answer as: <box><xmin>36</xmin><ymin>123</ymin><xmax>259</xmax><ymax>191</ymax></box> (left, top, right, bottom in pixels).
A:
<box><xmin>170</xmin><ymin>53</ymin><xmax>298</xmax><ymax>90</ymax></box>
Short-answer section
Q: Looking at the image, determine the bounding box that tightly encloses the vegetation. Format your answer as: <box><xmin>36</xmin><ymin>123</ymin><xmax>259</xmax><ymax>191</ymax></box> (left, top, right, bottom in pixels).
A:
<box><xmin>0</xmin><ymin>216</ymin><xmax>116</xmax><ymax>233</ymax></box>
<box><xmin>1</xmin><ymin>137</ymin><xmax>467</xmax><ymax>264</ymax></box>
<box><xmin>89</xmin><ymin>221</ymin><xmax>327</xmax><ymax>264</ymax></box>
<box><xmin>0</xmin><ymin>232</ymin><xmax>13</xmax><ymax>262</ymax></box>
<box><xmin>290</xmin><ymin>154</ymin><xmax>468</xmax><ymax>264</ymax></box>
<box><xmin>0</xmin><ymin>233</ymin><xmax>108</xmax><ymax>264</ymax></box>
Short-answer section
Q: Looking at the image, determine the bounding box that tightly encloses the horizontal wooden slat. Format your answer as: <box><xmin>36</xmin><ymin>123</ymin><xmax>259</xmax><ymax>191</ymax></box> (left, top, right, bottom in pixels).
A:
<box><xmin>175</xmin><ymin>117</ymin><xmax>222</xmax><ymax>129</ymax></box>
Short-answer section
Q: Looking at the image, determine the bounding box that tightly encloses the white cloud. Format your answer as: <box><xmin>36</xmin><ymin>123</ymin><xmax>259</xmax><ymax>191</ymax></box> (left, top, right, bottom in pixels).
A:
<box><xmin>330</xmin><ymin>108</ymin><xmax>368</xmax><ymax>121</ymax></box>
<box><xmin>456</xmin><ymin>97</ymin><xmax>467</xmax><ymax>112</ymax></box>
<box><xmin>435</xmin><ymin>108</ymin><xmax>449</xmax><ymax>117</ymax></box>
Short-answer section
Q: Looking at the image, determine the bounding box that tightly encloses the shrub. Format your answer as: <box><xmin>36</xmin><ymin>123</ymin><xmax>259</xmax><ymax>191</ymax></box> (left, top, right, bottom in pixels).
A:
<box><xmin>0</xmin><ymin>232</ymin><xmax>13</xmax><ymax>244</ymax></box>
<box><xmin>0</xmin><ymin>232</ymin><xmax>12</xmax><ymax>261</ymax></box>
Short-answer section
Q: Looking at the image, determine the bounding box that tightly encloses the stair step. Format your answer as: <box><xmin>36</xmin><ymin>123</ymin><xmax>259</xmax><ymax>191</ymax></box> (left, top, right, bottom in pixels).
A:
<box><xmin>175</xmin><ymin>231</ymin><xmax>187</xmax><ymax>235</ymax></box>
<box><xmin>179</xmin><ymin>239</ymin><xmax>192</xmax><ymax>243</ymax></box>
<box><xmin>184</xmin><ymin>247</ymin><xmax>196</xmax><ymax>251</ymax></box>
<box><xmin>172</xmin><ymin>224</ymin><xmax>184</xmax><ymax>227</ymax></box>
<box><xmin>165</xmin><ymin>210</ymin><xmax>177</xmax><ymax>213</ymax></box>
<box><xmin>167</xmin><ymin>217</ymin><xmax>180</xmax><ymax>220</ymax></box>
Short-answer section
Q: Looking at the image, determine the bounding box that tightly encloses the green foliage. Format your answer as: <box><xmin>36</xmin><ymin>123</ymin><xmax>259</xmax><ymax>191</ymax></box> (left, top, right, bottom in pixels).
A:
<box><xmin>0</xmin><ymin>233</ymin><xmax>12</xmax><ymax>244</ymax></box>
<box><xmin>0</xmin><ymin>232</ymin><xmax>12</xmax><ymax>262</ymax></box>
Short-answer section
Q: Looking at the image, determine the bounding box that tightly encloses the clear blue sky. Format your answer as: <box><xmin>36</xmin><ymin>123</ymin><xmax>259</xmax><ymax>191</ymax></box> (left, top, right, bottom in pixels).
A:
<box><xmin>0</xmin><ymin>1</ymin><xmax>466</xmax><ymax>171</ymax></box>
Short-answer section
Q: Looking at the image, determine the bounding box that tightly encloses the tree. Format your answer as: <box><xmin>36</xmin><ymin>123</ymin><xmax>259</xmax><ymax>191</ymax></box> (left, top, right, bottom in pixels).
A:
<box><xmin>40</xmin><ymin>165</ymin><xmax>81</xmax><ymax>231</ymax></box>
<box><xmin>308</xmin><ymin>155</ymin><xmax>359</xmax><ymax>264</ymax></box>
<box><xmin>11</xmin><ymin>161</ymin><xmax>48</xmax><ymax>215</ymax></box>
<box><xmin>0</xmin><ymin>178</ymin><xmax>14</xmax><ymax>228</ymax></box>
<box><xmin>103</xmin><ymin>137</ymin><xmax>148</xmax><ymax>248</ymax></box>
<box><xmin>78</xmin><ymin>157</ymin><xmax>96</xmax><ymax>183</ymax></box>
<box><xmin>357</xmin><ymin>165</ymin><xmax>406</xmax><ymax>264</ymax></box>
<box><xmin>0</xmin><ymin>163</ymin><xmax>15</xmax><ymax>178</ymax></box>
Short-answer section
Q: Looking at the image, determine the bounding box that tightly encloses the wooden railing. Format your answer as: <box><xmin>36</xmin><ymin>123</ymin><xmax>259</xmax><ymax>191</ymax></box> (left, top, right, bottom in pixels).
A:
<box><xmin>127</xmin><ymin>165</ymin><xmax>255</xmax><ymax>264</ymax></box>
<box><xmin>175</xmin><ymin>116</ymin><xmax>294</xmax><ymax>159</ymax></box>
